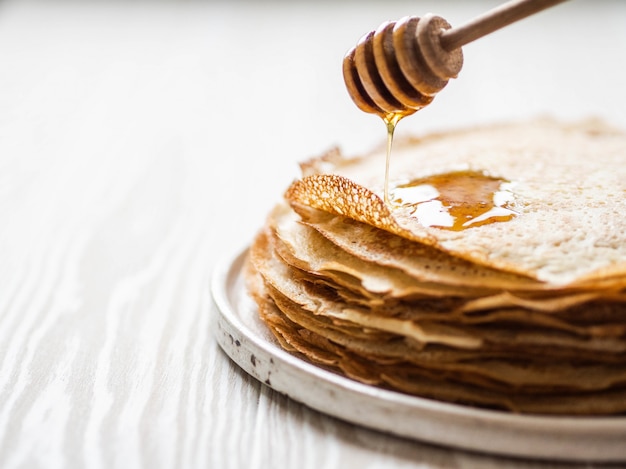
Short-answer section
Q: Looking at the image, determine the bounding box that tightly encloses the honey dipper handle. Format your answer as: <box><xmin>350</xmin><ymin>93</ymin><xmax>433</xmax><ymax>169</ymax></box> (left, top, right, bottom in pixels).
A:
<box><xmin>440</xmin><ymin>0</ymin><xmax>568</xmax><ymax>51</ymax></box>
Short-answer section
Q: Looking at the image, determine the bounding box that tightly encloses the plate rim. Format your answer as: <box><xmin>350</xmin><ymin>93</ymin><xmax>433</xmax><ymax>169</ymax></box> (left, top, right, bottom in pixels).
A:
<box><xmin>211</xmin><ymin>247</ymin><xmax>626</xmax><ymax>462</ymax></box>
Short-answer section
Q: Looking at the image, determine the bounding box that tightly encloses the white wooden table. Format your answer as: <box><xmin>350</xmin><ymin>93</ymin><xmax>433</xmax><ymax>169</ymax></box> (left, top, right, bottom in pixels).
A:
<box><xmin>1</xmin><ymin>1</ymin><xmax>624</xmax><ymax>468</ymax></box>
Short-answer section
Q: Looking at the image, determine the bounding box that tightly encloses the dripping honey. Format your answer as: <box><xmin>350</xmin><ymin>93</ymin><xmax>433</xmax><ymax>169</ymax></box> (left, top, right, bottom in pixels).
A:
<box><xmin>382</xmin><ymin>111</ymin><xmax>412</xmax><ymax>206</ymax></box>
<box><xmin>379</xmin><ymin>108</ymin><xmax>516</xmax><ymax>231</ymax></box>
<box><xmin>378</xmin><ymin>105</ymin><xmax>517</xmax><ymax>231</ymax></box>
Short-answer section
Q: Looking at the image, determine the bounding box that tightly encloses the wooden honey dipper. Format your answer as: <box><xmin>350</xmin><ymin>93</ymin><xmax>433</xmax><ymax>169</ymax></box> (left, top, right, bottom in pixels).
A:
<box><xmin>343</xmin><ymin>0</ymin><xmax>568</xmax><ymax>120</ymax></box>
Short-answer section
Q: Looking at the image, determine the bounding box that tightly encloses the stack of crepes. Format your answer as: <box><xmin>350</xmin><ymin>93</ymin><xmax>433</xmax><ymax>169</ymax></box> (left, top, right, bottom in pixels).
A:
<box><xmin>245</xmin><ymin>118</ymin><xmax>626</xmax><ymax>415</ymax></box>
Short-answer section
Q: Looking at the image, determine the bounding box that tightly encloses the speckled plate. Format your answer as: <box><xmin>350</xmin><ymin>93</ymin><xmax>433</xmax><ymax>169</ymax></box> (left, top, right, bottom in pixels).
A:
<box><xmin>211</xmin><ymin>248</ymin><xmax>626</xmax><ymax>463</ymax></box>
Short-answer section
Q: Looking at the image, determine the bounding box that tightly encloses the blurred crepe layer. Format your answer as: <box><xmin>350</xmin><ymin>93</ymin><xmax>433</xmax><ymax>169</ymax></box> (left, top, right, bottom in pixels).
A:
<box><xmin>245</xmin><ymin>118</ymin><xmax>626</xmax><ymax>415</ymax></box>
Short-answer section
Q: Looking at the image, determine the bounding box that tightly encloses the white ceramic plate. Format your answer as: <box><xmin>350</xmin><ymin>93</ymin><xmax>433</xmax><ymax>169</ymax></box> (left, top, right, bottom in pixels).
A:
<box><xmin>211</xmin><ymin>248</ymin><xmax>626</xmax><ymax>463</ymax></box>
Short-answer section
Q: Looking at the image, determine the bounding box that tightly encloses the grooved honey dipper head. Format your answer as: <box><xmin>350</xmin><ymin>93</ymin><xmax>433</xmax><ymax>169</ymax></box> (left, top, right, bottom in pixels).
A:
<box><xmin>343</xmin><ymin>14</ymin><xmax>463</xmax><ymax>119</ymax></box>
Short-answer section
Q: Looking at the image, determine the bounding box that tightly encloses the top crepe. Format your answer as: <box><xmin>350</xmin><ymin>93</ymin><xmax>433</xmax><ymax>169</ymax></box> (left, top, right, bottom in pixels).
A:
<box><xmin>286</xmin><ymin>118</ymin><xmax>626</xmax><ymax>285</ymax></box>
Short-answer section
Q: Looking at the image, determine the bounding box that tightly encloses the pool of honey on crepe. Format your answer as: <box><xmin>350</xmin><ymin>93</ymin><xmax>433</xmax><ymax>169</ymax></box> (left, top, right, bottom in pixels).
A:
<box><xmin>245</xmin><ymin>118</ymin><xmax>626</xmax><ymax>415</ymax></box>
